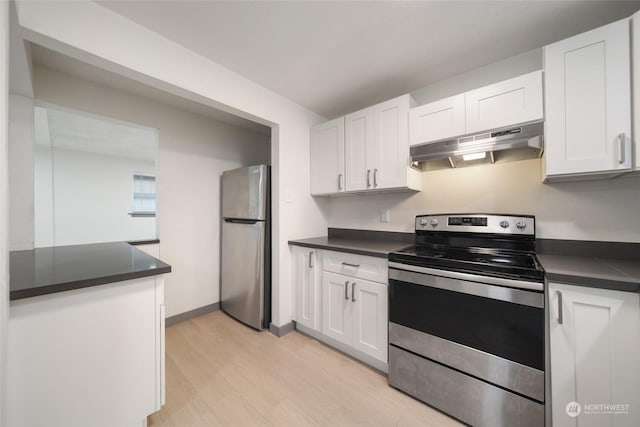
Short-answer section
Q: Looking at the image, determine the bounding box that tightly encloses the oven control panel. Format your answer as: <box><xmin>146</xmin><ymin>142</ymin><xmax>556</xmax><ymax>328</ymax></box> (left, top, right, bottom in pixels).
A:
<box><xmin>415</xmin><ymin>214</ymin><xmax>535</xmax><ymax>235</ymax></box>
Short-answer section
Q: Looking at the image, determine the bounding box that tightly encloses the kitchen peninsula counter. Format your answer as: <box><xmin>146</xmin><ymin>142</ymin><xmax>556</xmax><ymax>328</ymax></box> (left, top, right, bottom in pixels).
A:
<box><xmin>9</xmin><ymin>241</ymin><xmax>171</xmax><ymax>300</ymax></box>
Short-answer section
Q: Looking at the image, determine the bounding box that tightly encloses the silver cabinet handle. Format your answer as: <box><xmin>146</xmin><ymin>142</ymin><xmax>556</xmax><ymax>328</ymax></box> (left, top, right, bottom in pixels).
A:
<box><xmin>351</xmin><ymin>282</ymin><xmax>356</xmax><ymax>302</ymax></box>
<box><xmin>341</xmin><ymin>262</ymin><xmax>360</xmax><ymax>268</ymax></box>
<box><xmin>618</xmin><ymin>133</ymin><xmax>626</xmax><ymax>165</ymax></box>
<box><xmin>366</xmin><ymin>169</ymin><xmax>371</xmax><ymax>188</ymax></box>
<box><xmin>308</xmin><ymin>251</ymin><xmax>313</xmax><ymax>268</ymax></box>
<box><xmin>344</xmin><ymin>281</ymin><xmax>349</xmax><ymax>300</ymax></box>
<box><xmin>338</xmin><ymin>174</ymin><xmax>343</xmax><ymax>190</ymax></box>
<box><xmin>556</xmin><ymin>290</ymin><xmax>563</xmax><ymax>324</ymax></box>
<box><xmin>373</xmin><ymin>168</ymin><xmax>378</xmax><ymax>188</ymax></box>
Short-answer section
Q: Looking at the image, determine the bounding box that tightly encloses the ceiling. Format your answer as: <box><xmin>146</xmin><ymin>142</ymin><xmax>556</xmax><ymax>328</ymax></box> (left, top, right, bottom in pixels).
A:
<box><xmin>96</xmin><ymin>0</ymin><xmax>640</xmax><ymax>119</ymax></box>
<box><xmin>35</xmin><ymin>105</ymin><xmax>158</xmax><ymax>161</ymax></box>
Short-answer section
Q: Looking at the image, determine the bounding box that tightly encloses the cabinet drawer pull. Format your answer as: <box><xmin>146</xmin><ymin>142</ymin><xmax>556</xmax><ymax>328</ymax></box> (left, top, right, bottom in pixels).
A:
<box><xmin>344</xmin><ymin>281</ymin><xmax>349</xmax><ymax>300</ymax></box>
<box><xmin>341</xmin><ymin>262</ymin><xmax>360</xmax><ymax>268</ymax></box>
<box><xmin>308</xmin><ymin>251</ymin><xmax>313</xmax><ymax>268</ymax></box>
<box><xmin>351</xmin><ymin>282</ymin><xmax>357</xmax><ymax>302</ymax></box>
<box><xmin>338</xmin><ymin>174</ymin><xmax>343</xmax><ymax>190</ymax></box>
<box><xmin>618</xmin><ymin>133</ymin><xmax>626</xmax><ymax>165</ymax></box>
<box><xmin>556</xmin><ymin>290</ymin><xmax>563</xmax><ymax>324</ymax></box>
<box><xmin>373</xmin><ymin>168</ymin><xmax>378</xmax><ymax>188</ymax></box>
<box><xmin>366</xmin><ymin>169</ymin><xmax>371</xmax><ymax>188</ymax></box>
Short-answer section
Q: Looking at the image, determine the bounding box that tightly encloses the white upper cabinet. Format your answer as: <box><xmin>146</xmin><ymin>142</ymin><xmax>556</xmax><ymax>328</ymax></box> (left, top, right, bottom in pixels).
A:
<box><xmin>311</xmin><ymin>94</ymin><xmax>420</xmax><ymax>195</ymax></box>
<box><xmin>632</xmin><ymin>11</ymin><xmax>640</xmax><ymax>171</ymax></box>
<box><xmin>544</xmin><ymin>18</ymin><xmax>632</xmax><ymax>180</ymax></box>
<box><xmin>465</xmin><ymin>71</ymin><xmax>543</xmax><ymax>134</ymax></box>
<box><xmin>310</xmin><ymin>117</ymin><xmax>345</xmax><ymax>195</ymax></box>
<box><xmin>345</xmin><ymin>106</ymin><xmax>374</xmax><ymax>192</ymax></box>
<box><xmin>409</xmin><ymin>94</ymin><xmax>466</xmax><ymax>146</ymax></box>
<box><xmin>409</xmin><ymin>72</ymin><xmax>543</xmax><ymax>147</ymax></box>
<box><xmin>371</xmin><ymin>95</ymin><xmax>413</xmax><ymax>190</ymax></box>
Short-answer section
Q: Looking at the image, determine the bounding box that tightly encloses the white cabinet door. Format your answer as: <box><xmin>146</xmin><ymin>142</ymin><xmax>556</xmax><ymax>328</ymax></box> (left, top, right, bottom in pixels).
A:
<box><xmin>409</xmin><ymin>94</ymin><xmax>466</xmax><ymax>146</ymax></box>
<box><xmin>351</xmin><ymin>278</ymin><xmax>388</xmax><ymax>363</ymax></box>
<box><xmin>294</xmin><ymin>247</ymin><xmax>320</xmax><ymax>331</ymax></box>
<box><xmin>549</xmin><ymin>283</ymin><xmax>640</xmax><ymax>427</ymax></box>
<box><xmin>322</xmin><ymin>271</ymin><xmax>353</xmax><ymax>346</ymax></box>
<box><xmin>371</xmin><ymin>95</ymin><xmax>411</xmax><ymax>190</ymax></box>
<box><xmin>465</xmin><ymin>70</ymin><xmax>543</xmax><ymax>134</ymax></box>
<box><xmin>544</xmin><ymin>18</ymin><xmax>631</xmax><ymax>178</ymax></box>
<box><xmin>345</xmin><ymin>107</ymin><xmax>374</xmax><ymax>191</ymax></box>
<box><xmin>310</xmin><ymin>117</ymin><xmax>345</xmax><ymax>195</ymax></box>
<box><xmin>632</xmin><ymin>11</ymin><xmax>640</xmax><ymax>171</ymax></box>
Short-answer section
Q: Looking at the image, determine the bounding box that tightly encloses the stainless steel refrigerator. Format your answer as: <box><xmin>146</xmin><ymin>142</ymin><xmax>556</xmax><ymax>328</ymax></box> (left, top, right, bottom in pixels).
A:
<box><xmin>220</xmin><ymin>165</ymin><xmax>271</xmax><ymax>330</ymax></box>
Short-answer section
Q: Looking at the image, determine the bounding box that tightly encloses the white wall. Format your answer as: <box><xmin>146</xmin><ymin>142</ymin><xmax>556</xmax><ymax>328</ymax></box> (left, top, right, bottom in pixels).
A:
<box><xmin>34</xmin><ymin>146</ymin><xmax>156</xmax><ymax>246</ymax></box>
<box><xmin>8</xmin><ymin>94</ymin><xmax>34</xmax><ymax>250</ymax></box>
<box><xmin>411</xmin><ymin>48</ymin><xmax>543</xmax><ymax>105</ymax></box>
<box><xmin>15</xmin><ymin>0</ymin><xmax>329</xmax><ymax>327</ymax></box>
<box><xmin>33</xmin><ymin>65</ymin><xmax>270</xmax><ymax>317</ymax></box>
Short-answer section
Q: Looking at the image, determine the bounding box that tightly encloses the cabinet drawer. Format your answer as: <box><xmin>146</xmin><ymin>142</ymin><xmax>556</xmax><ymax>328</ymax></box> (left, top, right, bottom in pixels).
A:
<box><xmin>322</xmin><ymin>250</ymin><xmax>387</xmax><ymax>283</ymax></box>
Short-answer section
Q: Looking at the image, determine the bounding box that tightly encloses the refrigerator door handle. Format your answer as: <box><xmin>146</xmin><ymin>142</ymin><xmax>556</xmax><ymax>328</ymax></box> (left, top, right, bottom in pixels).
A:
<box><xmin>224</xmin><ymin>218</ymin><xmax>260</xmax><ymax>224</ymax></box>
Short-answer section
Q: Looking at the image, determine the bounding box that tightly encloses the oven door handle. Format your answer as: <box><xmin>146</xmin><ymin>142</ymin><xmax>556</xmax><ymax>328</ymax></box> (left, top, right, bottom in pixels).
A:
<box><xmin>388</xmin><ymin>266</ymin><xmax>543</xmax><ymax>308</ymax></box>
<box><xmin>388</xmin><ymin>262</ymin><xmax>544</xmax><ymax>292</ymax></box>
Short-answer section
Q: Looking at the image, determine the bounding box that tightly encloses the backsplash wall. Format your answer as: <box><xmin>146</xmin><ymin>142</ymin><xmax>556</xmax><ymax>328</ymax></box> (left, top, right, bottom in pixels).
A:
<box><xmin>326</xmin><ymin>158</ymin><xmax>640</xmax><ymax>242</ymax></box>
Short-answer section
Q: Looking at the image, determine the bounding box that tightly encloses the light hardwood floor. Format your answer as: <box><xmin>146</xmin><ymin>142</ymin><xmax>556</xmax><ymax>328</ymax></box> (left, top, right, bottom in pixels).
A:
<box><xmin>148</xmin><ymin>310</ymin><xmax>462</xmax><ymax>426</ymax></box>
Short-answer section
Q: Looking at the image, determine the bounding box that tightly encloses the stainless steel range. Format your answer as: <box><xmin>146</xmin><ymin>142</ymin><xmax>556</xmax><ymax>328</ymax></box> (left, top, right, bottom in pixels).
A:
<box><xmin>388</xmin><ymin>214</ymin><xmax>545</xmax><ymax>427</ymax></box>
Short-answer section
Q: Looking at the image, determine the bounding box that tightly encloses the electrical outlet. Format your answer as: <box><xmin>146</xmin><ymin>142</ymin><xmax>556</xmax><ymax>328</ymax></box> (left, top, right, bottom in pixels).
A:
<box><xmin>380</xmin><ymin>209</ymin><xmax>390</xmax><ymax>223</ymax></box>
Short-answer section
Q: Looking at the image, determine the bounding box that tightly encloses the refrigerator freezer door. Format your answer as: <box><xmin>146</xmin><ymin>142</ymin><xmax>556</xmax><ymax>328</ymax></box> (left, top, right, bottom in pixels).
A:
<box><xmin>220</xmin><ymin>219</ymin><xmax>265</xmax><ymax>329</ymax></box>
<box><xmin>221</xmin><ymin>165</ymin><xmax>267</xmax><ymax>220</ymax></box>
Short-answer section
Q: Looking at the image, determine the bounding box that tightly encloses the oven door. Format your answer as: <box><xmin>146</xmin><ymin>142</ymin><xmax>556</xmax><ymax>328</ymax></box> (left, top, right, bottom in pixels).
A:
<box><xmin>388</xmin><ymin>263</ymin><xmax>544</xmax><ymax>399</ymax></box>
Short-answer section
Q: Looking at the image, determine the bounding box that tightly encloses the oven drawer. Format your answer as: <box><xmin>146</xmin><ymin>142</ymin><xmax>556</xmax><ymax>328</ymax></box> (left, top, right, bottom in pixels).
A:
<box><xmin>323</xmin><ymin>250</ymin><xmax>387</xmax><ymax>283</ymax></box>
<box><xmin>389</xmin><ymin>346</ymin><xmax>544</xmax><ymax>427</ymax></box>
<box><xmin>389</xmin><ymin>267</ymin><xmax>544</xmax><ymax>370</ymax></box>
<box><xmin>389</xmin><ymin>322</ymin><xmax>543</xmax><ymax>401</ymax></box>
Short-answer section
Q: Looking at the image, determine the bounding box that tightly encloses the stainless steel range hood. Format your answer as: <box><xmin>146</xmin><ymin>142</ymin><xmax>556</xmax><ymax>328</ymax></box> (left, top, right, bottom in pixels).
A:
<box><xmin>410</xmin><ymin>122</ymin><xmax>544</xmax><ymax>170</ymax></box>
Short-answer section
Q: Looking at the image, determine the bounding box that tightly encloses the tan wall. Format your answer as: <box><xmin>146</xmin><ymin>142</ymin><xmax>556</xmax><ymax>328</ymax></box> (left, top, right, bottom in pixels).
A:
<box><xmin>327</xmin><ymin>158</ymin><xmax>640</xmax><ymax>242</ymax></box>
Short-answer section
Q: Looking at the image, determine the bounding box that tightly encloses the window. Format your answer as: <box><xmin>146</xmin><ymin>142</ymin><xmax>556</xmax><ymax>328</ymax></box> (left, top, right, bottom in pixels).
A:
<box><xmin>131</xmin><ymin>174</ymin><xmax>156</xmax><ymax>217</ymax></box>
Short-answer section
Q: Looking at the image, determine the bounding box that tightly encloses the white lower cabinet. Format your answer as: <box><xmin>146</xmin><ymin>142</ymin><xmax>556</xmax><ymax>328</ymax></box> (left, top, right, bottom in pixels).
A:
<box><xmin>322</xmin><ymin>271</ymin><xmax>353</xmax><ymax>345</ymax></box>
<box><xmin>322</xmin><ymin>271</ymin><xmax>388</xmax><ymax>364</ymax></box>
<box><xmin>293</xmin><ymin>246</ymin><xmax>321</xmax><ymax>331</ymax></box>
<box><xmin>291</xmin><ymin>245</ymin><xmax>389</xmax><ymax>370</ymax></box>
<box><xmin>549</xmin><ymin>282</ymin><xmax>640</xmax><ymax>427</ymax></box>
<box><xmin>350</xmin><ymin>277</ymin><xmax>388</xmax><ymax>361</ymax></box>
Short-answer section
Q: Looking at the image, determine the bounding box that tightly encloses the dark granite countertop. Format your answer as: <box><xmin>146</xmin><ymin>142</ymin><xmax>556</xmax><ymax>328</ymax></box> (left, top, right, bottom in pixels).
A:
<box><xmin>10</xmin><ymin>242</ymin><xmax>172</xmax><ymax>301</ymax></box>
<box><xmin>536</xmin><ymin>239</ymin><xmax>640</xmax><ymax>293</ymax></box>
<box><xmin>289</xmin><ymin>228</ymin><xmax>414</xmax><ymax>258</ymax></box>
<box><xmin>289</xmin><ymin>236</ymin><xmax>413</xmax><ymax>258</ymax></box>
<box><xmin>290</xmin><ymin>231</ymin><xmax>640</xmax><ymax>292</ymax></box>
<box><xmin>538</xmin><ymin>254</ymin><xmax>640</xmax><ymax>293</ymax></box>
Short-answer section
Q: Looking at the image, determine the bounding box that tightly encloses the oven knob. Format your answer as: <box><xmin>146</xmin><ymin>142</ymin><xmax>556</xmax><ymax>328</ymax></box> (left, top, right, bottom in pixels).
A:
<box><xmin>430</xmin><ymin>219</ymin><xmax>438</xmax><ymax>227</ymax></box>
<box><xmin>420</xmin><ymin>218</ymin><xmax>427</xmax><ymax>227</ymax></box>
<box><xmin>499</xmin><ymin>220</ymin><xmax>510</xmax><ymax>229</ymax></box>
<box><xmin>516</xmin><ymin>221</ymin><xmax>527</xmax><ymax>230</ymax></box>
